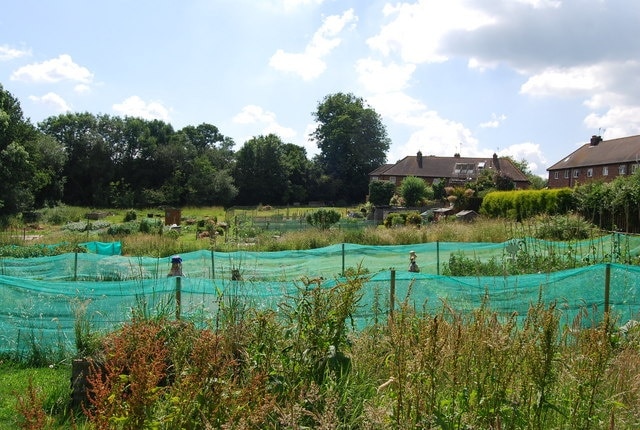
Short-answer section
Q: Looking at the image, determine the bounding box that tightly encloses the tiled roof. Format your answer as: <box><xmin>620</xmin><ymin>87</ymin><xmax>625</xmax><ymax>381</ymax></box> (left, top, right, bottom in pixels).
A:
<box><xmin>370</xmin><ymin>154</ymin><xmax>529</xmax><ymax>182</ymax></box>
<box><xmin>547</xmin><ymin>135</ymin><xmax>640</xmax><ymax>170</ymax></box>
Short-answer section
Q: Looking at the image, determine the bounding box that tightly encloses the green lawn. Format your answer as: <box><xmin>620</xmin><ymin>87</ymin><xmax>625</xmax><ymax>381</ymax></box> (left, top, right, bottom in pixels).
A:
<box><xmin>0</xmin><ymin>361</ymin><xmax>75</xmax><ymax>429</ymax></box>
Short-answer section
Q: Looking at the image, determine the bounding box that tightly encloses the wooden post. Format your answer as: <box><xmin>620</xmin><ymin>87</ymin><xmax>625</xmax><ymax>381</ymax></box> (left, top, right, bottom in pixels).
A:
<box><xmin>389</xmin><ymin>269</ymin><xmax>396</xmax><ymax>323</ymax></box>
<box><xmin>74</xmin><ymin>251</ymin><xmax>78</xmax><ymax>281</ymax></box>
<box><xmin>342</xmin><ymin>243</ymin><xmax>345</xmax><ymax>276</ymax></box>
<box><xmin>211</xmin><ymin>249</ymin><xmax>215</xmax><ymax>280</ymax></box>
<box><xmin>604</xmin><ymin>263</ymin><xmax>611</xmax><ymax>314</ymax></box>
<box><xmin>437</xmin><ymin>241</ymin><xmax>440</xmax><ymax>275</ymax></box>
<box><xmin>175</xmin><ymin>276</ymin><xmax>182</xmax><ymax>320</ymax></box>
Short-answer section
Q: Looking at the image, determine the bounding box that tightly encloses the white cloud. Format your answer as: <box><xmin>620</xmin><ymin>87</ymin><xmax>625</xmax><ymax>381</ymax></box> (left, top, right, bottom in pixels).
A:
<box><xmin>480</xmin><ymin>113</ymin><xmax>507</xmax><ymax>128</ymax></box>
<box><xmin>269</xmin><ymin>8</ymin><xmax>356</xmax><ymax>80</ymax></box>
<box><xmin>28</xmin><ymin>92</ymin><xmax>71</xmax><ymax>113</ymax></box>
<box><xmin>367</xmin><ymin>0</ymin><xmax>494</xmax><ymax>64</ymax></box>
<box><xmin>498</xmin><ymin>141</ymin><xmax>547</xmax><ymax>176</ymax></box>
<box><xmin>0</xmin><ymin>45</ymin><xmax>30</xmax><ymax>61</ymax></box>
<box><xmin>10</xmin><ymin>54</ymin><xmax>94</xmax><ymax>84</ymax></box>
<box><xmin>520</xmin><ymin>66</ymin><xmax>603</xmax><ymax>97</ymax></box>
<box><xmin>112</xmin><ymin>96</ymin><xmax>171</xmax><ymax>121</ymax></box>
<box><xmin>355</xmin><ymin>58</ymin><xmax>415</xmax><ymax>93</ymax></box>
<box><xmin>232</xmin><ymin>104</ymin><xmax>296</xmax><ymax>140</ymax></box>
<box><xmin>584</xmin><ymin>106</ymin><xmax>640</xmax><ymax>140</ymax></box>
<box><xmin>514</xmin><ymin>0</ymin><xmax>561</xmax><ymax>9</ymax></box>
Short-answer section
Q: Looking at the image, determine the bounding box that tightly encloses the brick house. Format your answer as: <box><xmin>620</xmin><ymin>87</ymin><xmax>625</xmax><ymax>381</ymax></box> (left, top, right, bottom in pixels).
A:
<box><xmin>547</xmin><ymin>135</ymin><xmax>640</xmax><ymax>188</ymax></box>
<box><xmin>369</xmin><ymin>152</ymin><xmax>530</xmax><ymax>189</ymax></box>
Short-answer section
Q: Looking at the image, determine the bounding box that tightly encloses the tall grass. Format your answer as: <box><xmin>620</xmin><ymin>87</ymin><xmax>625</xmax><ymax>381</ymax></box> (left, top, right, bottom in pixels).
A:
<box><xmin>9</xmin><ymin>274</ymin><xmax>640</xmax><ymax>429</ymax></box>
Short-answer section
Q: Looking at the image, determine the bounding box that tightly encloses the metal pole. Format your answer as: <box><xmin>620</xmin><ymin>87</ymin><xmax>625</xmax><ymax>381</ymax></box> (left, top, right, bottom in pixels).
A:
<box><xmin>176</xmin><ymin>276</ymin><xmax>182</xmax><ymax>320</ymax></box>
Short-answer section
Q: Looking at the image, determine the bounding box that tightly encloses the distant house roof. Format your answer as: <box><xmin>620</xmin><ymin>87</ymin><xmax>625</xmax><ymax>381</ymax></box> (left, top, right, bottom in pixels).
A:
<box><xmin>547</xmin><ymin>135</ymin><xmax>640</xmax><ymax>170</ymax></box>
<box><xmin>370</xmin><ymin>153</ymin><xmax>529</xmax><ymax>185</ymax></box>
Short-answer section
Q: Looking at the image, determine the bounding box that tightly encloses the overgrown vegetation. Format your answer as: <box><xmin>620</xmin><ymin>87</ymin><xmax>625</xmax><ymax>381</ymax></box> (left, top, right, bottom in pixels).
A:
<box><xmin>5</xmin><ymin>282</ymin><xmax>640</xmax><ymax>429</ymax></box>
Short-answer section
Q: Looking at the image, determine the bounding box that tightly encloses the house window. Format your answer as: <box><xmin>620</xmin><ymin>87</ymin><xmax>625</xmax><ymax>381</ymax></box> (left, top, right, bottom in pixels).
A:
<box><xmin>603</xmin><ymin>166</ymin><xmax>608</xmax><ymax>176</ymax></box>
<box><xmin>633</xmin><ymin>164</ymin><xmax>640</xmax><ymax>174</ymax></box>
<box><xmin>573</xmin><ymin>169</ymin><xmax>580</xmax><ymax>178</ymax></box>
<box><xmin>587</xmin><ymin>168</ymin><xmax>593</xmax><ymax>177</ymax></box>
<box><xmin>554</xmin><ymin>171</ymin><xmax>559</xmax><ymax>179</ymax></box>
<box><xmin>619</xmin><ymin>165</ymin><xmax>626</xmax><ymax>175</ymax></box>
<box><xmin>389</xmin><ymin>176</ymin><xmax>396</xmax><ymax>184</ymax></box>
<box><xmin>371</xmin><ymin>176</ymin><xmax>378</xmax><ymax>181</ymax></box>
<box><xmin>564</xmin><ymin>170</ymin><xmax>570</xmax><ymax>179</ymax></box>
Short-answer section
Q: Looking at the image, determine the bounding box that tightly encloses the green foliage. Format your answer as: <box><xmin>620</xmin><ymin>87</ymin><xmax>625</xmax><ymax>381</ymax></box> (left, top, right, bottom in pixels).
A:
<box><xmin>399</xmin><ymin>176</ymin><xmax>432</xmax><ymax>207</ymax></box>
<box><xmin>123</xmin><ymin>209</ymin><xmax>137</xmax><ymax>222</ymax></box>
<box><xmin>405</xmin><ymin>211</ymin><xmax>423</xmax><ymax>226</ymax></box>
<box><xmin>368</xmin><ymin>180</ymin><xmax>396</xmax><ymax>206</ymax></box>
<box><xmin>480</xmin><ymin>188</ymin><xmax>576</xmax><ymax>220</ymax></box>
<box><xmin>312</xmin><ymin>92</ymin><xmax>391</xmax><ymax>203</ymax></box>
<box><xmin>383</xmin><ymin>212</ymin><xmax>407</xmax><ymax>228</ymax></box>
<box><xmin>306</xmin><ymin>208</ymin><xmax>341</xmax><ymax>229</ymax></box>
<box><xmin>533</xmin><ymin>213</ymin><xmax>594</xmax><ymax>240</ymax></box>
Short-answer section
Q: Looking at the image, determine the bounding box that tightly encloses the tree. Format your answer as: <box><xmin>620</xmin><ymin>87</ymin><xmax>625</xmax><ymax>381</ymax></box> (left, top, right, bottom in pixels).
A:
<box><xmin>233</xmin><ymin>134</ymin><xmax>288</xmax><ymax>205</ymax></box>
<box><xmin>507</xmin><ymin>156</ymin><xmax>547</xmax><ymax>189</ymax></box>
<box><xmin>0</xmin><ymin>85</ymin><xmax>66</xmax><ymax>218</ymax></box>
<box><xmin>399</xmin><ymin>176</ymin><xmax>433</xmax><ymax>207</ymax></box>
<box><xmin>312</xmin><ymin>93</ymin><xmax>390</xmax><ymax>203</ymax></box>
<box><xmin>39</xmin><ymin>113</ymin><xmax>115</xmax><ymax>206</ymax></box>
<box><xmin>368</xmin><ymin>180</ymin><xmax>396</xmax><ymax>206</ymax></box>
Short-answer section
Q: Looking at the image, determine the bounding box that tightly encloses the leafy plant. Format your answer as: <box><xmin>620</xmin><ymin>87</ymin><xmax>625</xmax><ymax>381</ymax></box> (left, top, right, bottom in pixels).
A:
<box><xmin>306</xmin><ymin>209</ymin><xmax>341</xmax><ymax>230</ymax></box>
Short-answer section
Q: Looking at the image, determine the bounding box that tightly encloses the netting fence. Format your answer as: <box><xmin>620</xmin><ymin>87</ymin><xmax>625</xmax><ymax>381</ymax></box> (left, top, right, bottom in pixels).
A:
<box><xmin>2</xmin><ymin>235</ymin><xmax>640</xmax><ymax>358</ymax></box>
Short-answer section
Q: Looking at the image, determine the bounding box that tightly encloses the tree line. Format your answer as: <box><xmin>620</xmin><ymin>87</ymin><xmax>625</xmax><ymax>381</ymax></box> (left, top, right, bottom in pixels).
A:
<box><xmin>0</xmin><ymin>85</ymin><xmax>390</xmax><ymax>218</ymax></box>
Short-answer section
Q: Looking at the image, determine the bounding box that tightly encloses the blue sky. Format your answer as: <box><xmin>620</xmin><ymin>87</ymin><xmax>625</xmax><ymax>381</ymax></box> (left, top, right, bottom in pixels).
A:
<box><xmin>2</xmin><ymin>0</ymin><xmax>640</xmax><ymax>179</ymax></box>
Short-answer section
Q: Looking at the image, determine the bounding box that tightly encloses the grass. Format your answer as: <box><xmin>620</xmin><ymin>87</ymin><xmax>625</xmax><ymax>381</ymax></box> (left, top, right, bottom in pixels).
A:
<box><xmin>0</xmin><ymin>360</ymin><xmax>76</xmax><ymax>430</ymax></box>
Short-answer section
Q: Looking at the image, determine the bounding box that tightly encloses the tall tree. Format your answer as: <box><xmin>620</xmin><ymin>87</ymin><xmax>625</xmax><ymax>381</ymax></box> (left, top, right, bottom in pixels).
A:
<box><xmin>0</xmin><ymin>85</ymin><xmax>66</xmax><ymax>217</ymax></box>
<box><xmin>39</xmin><ymin>113</ymin><xmax>114</xmax><ymax>206</ymax></box>
<box><xmin>312</xmin><ymin>92</ymin><xmax>390</xmax><ymax>203</ymax></box>
<box><xmin>233</xmin><ymin>134</ymin><xmax>288</xmax><ymax>205</ymax></box>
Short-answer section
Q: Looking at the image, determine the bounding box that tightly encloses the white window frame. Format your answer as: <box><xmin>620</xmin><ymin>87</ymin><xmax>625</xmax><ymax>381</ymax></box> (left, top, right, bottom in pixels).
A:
<box><xmin>573</xmin><ymin>169</ymin><xmax>580</xmax><ymax>178</ymax></box>
<box><xmin>586</xmin><ymin>168</ymin><xmax>593</xmax><ymax>178</ymax></box>
<box><xmin>602</xmin><ymin>166</ymin><xmax>608</xmax><ymax>176</ymax></box>
<box><xmin>554</xmin><ymin>171</ymin><xmax>559</xmax><ymax>179</ymax></box>
<box><xmin>564</xmin><ymin>170</ymin><xmax>570</xmax><ymax>179</ymax></box>
<box><xmin>619</xmin><ymin>165</ymin><xmax>626</xmax><ymax>175</ymax></box>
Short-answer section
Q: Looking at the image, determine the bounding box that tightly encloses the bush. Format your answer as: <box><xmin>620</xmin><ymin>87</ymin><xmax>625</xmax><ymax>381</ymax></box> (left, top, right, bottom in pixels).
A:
<box><xmin>306</xmin><ymin>209</ymin><xmax>341</xmax><ymax>230</ymax></box>
<box><xmin>123</xmin><ymin>210</ymin><xmax>137</xmax><ymax>222</ymax></box>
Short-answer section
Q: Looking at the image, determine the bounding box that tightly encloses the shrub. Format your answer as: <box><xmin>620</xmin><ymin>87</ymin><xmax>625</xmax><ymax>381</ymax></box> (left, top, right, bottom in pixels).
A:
<box><xmin>123</xmin><ymin>209</ymin><xmax>137</xmax><ymax>222</ymax></box>
<box><xmin>306</xmin><ymin>209</ymin><xmax>341</xmax><ymax>230</ymax></box>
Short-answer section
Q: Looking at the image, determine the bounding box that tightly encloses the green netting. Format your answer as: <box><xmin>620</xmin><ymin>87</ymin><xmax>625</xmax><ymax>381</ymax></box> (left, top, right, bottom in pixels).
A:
<box><xmin>2</xmin><ymin>234</ymin><xmax>639</xmax><ymax>281</ymax></box>
<box><xmin>2</xmin><ymin>236</ymin><xmax>640</xmax><ymax>358</ymax></box>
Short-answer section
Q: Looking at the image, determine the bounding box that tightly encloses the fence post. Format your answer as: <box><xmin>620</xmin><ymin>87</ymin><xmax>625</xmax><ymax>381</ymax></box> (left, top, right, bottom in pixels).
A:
<box><xmin>389</xmin><ymin>269</ymin><xmax>396</xmax><ymax>323</ymax></box>
<box><xmin>437</xmin><ymin>241</ymin><xmax>440</xmax><ymax>275</ymax></box>
<box><xmin>211</xmin><ymin>249</ymin><xmax>215</xmax><ymax>280</ymax></box>
<box><xmin>604</xmin><ymin>263</ymin><xmax>611</xmax><ymax>314</ymax></box>
<box><xmin>342</xmin><ymin>243</ymin><xmax>345</xmax><ymax>276</ymax></box>
<box><xmin>74</xmin><ymin>251</ymin><xmax>78</xmax><ymax>281</ymax></box>
<box><xmin>175</xmin><ymin>276</ymin><xmax>182</xmax><ymax>320</ymax></box>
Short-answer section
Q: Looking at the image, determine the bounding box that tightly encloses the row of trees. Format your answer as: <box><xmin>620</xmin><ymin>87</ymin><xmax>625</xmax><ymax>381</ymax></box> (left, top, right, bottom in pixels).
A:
<box><xmin>0</xmin><ymin>84</ymin><xmax>390</xmax><ymax>218</ymax></box>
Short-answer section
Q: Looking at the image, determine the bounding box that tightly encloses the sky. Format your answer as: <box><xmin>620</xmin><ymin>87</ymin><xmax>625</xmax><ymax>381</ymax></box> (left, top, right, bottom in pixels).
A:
<box><xmin>2</xmin><ymin>0</ymin><xmax>640</xmax><ymax>179</ymax></box>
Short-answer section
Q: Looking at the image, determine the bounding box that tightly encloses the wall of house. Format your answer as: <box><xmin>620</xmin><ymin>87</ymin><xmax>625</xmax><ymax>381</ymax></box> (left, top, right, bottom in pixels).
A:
<box><xmin>548</xmin><ymin>162</ymin><xmax>639</xmax><ymax>188</ymax></box>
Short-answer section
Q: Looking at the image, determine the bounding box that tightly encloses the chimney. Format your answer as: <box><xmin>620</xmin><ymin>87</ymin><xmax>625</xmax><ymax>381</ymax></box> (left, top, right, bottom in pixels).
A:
<box><xmin>590</xmin><ymin>135</ymin><xmax>602</xmax><ymax>146</ymax></box>
<box><xmin>454</xmin><ymin>153</ymin><xmax>460</xmax><ymax>158</ymax></box>
<box><xmin>493</xmin><ymin>153</ymin><xmax>501</xmax><ymax>171</ymax></box>
<box><xmin>417</xmin><ymin>150</ymin><xmax>423</xmax><ymax>168</ymax></box>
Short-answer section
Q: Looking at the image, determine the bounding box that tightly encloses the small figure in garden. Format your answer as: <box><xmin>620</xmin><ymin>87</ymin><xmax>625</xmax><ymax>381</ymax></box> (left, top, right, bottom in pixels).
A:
<box><xmin>167</xmin><ymin>255</ymin><xmax>183</xmax><ymax>277</ymax></box>
<box><xmin>409</xmin><ymin>250</ymin><xmax>420</xmax><ymax>273</ymax></box>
